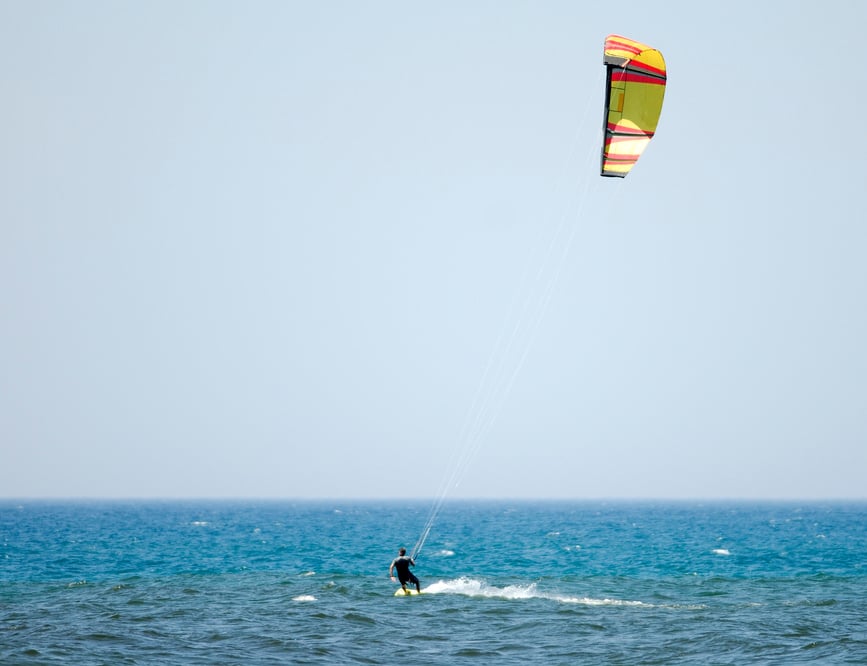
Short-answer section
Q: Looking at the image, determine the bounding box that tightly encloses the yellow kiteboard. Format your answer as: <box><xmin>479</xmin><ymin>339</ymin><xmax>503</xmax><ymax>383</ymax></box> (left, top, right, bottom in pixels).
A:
<box><xmin>394</xmin><ymin>588</ymin><xmax>422</xmax><ymax>596</ymax></box>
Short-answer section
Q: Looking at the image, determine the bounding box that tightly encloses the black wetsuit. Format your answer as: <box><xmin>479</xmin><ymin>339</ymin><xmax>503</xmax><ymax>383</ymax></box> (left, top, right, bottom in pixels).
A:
<box><xmin>391</xmin><ymin>555</ymin><xmax>419</xmax><ymax>586</ymax></box>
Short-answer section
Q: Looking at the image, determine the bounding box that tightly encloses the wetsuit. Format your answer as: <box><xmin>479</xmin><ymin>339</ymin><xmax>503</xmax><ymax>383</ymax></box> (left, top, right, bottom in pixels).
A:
<box><xmin>390</xmin><ymin>555</ymin><xmax>419</xmax><ymax>587</ymax></box>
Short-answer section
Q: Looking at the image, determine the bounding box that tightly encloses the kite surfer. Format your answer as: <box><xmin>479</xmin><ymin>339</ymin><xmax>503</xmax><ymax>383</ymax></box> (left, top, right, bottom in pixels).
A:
<box><xmin>389</xmin><ymin>547</ymin><xmax>421</xmax><ymax>594</ymax></box>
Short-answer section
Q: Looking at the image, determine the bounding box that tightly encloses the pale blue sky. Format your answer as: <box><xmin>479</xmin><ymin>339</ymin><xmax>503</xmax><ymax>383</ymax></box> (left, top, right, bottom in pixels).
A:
<box><xmin>2</xmin><ymin>1</ymin><xmax>865</xmax><ymax>499</ymax></box>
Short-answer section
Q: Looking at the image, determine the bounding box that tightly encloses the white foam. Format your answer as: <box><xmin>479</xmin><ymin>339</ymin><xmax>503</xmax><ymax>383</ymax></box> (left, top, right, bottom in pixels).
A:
<box><xmin>556</xmin><ymin>595</ymin><xmax>649</xmax><ymax>607</ymax></box>
<box><xmin>423</xmin><ymin>577</ymin><xmax>537</xmax><ymax>599</ymax></box>
<box><xmin>293</xmin><ymin>595</ymin><xmax>316</xmax><ymax>602</ymax></box>
<box><xmin>191</xmin><ymin>521</ymin><xmax>208</xmax><ymax>526</ymax></box>
<box><xmin>712</xmin><ymin>548</ymin><xmax>731</xmax><ymax>556</ymax></box>
<box><xmin>434</xmin><ymin>549</ymin><xmax>455</xmax><ymax>557</ymax></box>
<box><xmin>301</xmin><ymin>571</ymin><xmax>315</xmax><ymax>577</ymax></box>
<box><xmin>421</xmin><ymin>577</ymin><xmax>648</xmax><ymax>606</ymax></box>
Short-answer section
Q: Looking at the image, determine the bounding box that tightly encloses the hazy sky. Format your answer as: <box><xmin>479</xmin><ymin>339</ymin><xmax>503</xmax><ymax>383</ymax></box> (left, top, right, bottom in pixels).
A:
<box><xmin>2</xmin><ymin>1</ymin><xmax>865</xmax><ymax>500</ymax></box>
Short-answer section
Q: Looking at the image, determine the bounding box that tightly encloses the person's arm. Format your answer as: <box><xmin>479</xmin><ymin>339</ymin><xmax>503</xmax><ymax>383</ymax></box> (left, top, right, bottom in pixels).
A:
<box><xmin>389</xmin><ymin>560</ymin><xmax>396</xmax><ymax>580</ymax></box>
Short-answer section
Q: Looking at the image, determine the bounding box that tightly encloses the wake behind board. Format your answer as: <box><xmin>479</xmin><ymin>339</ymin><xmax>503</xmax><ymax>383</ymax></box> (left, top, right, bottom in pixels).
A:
<box><xmin>394</xmin><ymin>588</ymin><xmax>422</xmax><ymax>596</ymax></box>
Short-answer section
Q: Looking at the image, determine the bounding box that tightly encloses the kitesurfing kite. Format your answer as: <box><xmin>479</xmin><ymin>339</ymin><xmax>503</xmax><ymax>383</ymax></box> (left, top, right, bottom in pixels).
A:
<box><xmin>601</xmin><ymin>35</ymin><xmax>667</xmax><ymax>177</ymax></box>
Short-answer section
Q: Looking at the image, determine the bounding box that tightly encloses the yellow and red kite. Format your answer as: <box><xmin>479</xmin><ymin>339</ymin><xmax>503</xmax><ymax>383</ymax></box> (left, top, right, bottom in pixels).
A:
<box><xmin>601</xmin><ymin>35</ymin><xmax>667</xmax><ymax>177</ymax></box>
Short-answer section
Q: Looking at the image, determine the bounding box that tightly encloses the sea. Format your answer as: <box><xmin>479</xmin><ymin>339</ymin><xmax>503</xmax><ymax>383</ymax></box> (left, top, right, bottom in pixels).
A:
<box><xmin>1</xmin><ymin>500</ymin><xmax>866</xmax><ymax>665</ymax></box>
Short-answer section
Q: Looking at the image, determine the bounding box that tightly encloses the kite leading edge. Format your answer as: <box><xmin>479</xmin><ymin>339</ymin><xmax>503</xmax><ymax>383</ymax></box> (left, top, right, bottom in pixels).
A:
<box><xmin>601</xmin><ymin>35</ymin><xmax>667</xmax><ymax>178</ymax></box>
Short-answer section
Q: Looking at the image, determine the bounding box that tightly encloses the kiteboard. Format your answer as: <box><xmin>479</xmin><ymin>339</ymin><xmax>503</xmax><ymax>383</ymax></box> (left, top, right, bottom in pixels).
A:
<box><xmin>394</xmin><ymin>588</ymin><xmax>422</xmax><ymax>596</ymax></box>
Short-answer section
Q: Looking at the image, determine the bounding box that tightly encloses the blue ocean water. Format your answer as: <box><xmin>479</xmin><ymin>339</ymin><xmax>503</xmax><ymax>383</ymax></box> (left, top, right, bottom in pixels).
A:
<box><xmin>1</xmin><ymin>501</ymin><xmax>866</xmax><ymax>664</ymax></box>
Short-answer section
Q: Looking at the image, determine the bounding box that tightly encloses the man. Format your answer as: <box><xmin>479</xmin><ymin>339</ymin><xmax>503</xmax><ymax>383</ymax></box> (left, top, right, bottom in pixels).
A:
<box><xmin>389</xmin><ymin>547</ymin><xmax>421</xmax><ymax>594</ymax></box>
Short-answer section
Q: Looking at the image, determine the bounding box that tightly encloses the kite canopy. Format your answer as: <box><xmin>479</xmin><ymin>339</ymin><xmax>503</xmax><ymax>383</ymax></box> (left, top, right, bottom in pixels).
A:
<box><xmin>601</xmin><ymin>35</ymin><xmax>666</xmax><ymax>177</ymax></box>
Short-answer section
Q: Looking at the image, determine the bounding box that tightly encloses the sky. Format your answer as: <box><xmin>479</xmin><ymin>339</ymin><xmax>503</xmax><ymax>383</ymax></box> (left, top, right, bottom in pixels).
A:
<box><xmin>1</xmin><ymin>1</ymin><xmax>865</xmax><ymax>500</ymax></box>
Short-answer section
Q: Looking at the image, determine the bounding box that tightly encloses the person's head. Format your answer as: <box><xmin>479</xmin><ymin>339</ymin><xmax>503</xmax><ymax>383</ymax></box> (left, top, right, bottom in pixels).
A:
<box><xmin>399</xmin><ymin>547</ymin><xmax>406</xmax><ymax>556</ymax></box>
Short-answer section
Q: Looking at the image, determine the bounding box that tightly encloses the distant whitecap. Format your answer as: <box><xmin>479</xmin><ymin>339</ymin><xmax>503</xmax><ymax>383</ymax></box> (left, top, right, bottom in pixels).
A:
<box><xmin>293</xmin><ymin>595</ymin><xmax>316</xmax><ymax>602</ymax></box>
<box><xmin>713</xmin><ymin>548</ymin><xmax>731</xmax><ymax>556</ymax></box>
